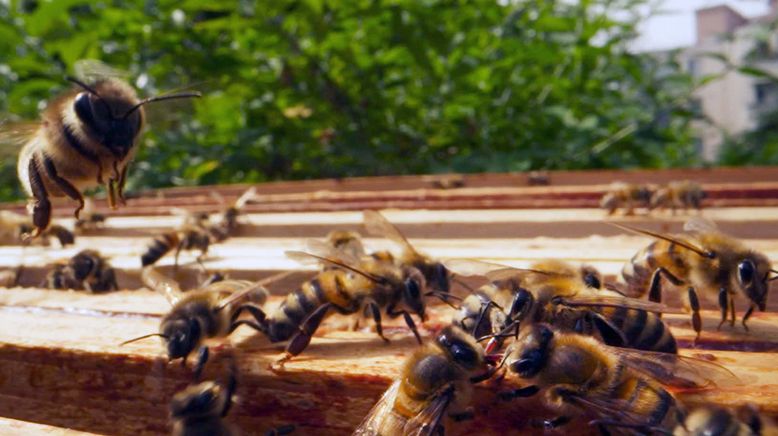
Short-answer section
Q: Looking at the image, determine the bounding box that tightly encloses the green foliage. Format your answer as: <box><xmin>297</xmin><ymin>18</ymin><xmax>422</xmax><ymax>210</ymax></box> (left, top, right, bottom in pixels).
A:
<box><xmin>0</xmin><ymin>0</ymin><xmax>703</xmax><ymax>201</ymax></box>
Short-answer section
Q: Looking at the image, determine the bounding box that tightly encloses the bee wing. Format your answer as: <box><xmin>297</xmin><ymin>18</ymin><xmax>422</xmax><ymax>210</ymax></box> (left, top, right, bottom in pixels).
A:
<box><xmin>558</xmin><ymin>295</ymin><xmax>684</xmax><ymax>315</ymax></box>
<box><xmin>74</xmin><ymin>59</ymin><xmax>130</xmax><ymax>81</ymax></box>
<box><xmin>443</xmin><ymin>258</ymin><xmax>558</xmax><ymax>282</ymax></box>
<box><xmin>403</xmin><ymin>390</ymin><xmax>455</xmax><ymax>436</ymax></box>
<box><xmin>0</xmin><ymin>121</ymin><xmax>38</xmax><ymax>161</ymax></box>
<box><xmin>140</xmin><ymin>266</ymin><xmax>183</xmax><ymax>305</ymax></box>
<box><xmin>606</xmin><ymin>345</ymin><xmax>740</xmax><ymax>389</ymax></box>
<box><xmin>363</xmin><ymin>210</ymin><xmax>420</xmax><ymax>257</ymax></box>
<box><xmin>563</xmin><ymin>390</ymin><xmax>661</xmax><ymax>428</ymax></box>
<box><xmin>234</xmin><ymin>187</ymin><xmax>257</xmax><ymax>209</ymax></box>
<box><xmin>286</xmin><ymin>250</ymin><xmax>384</xmax><ymax>284</ymax></box>
<box><xmin>354</xmin><ymin>380</ymin><xmax>403</xmax><ymax>436</ymax></box>
<box><xmin>212</xmin><ymin>280</ymin><xmax>269</xmax><ymax>311</ymax></box>
<box><xmin>305</xmin><ymin>238</ymin><xmax>362</xmax><ymax>265</ymax></box>
<box><xmin>683</xmin><ymin>217</ymin><xmax>718</xmax><ymax>233</ymax></box>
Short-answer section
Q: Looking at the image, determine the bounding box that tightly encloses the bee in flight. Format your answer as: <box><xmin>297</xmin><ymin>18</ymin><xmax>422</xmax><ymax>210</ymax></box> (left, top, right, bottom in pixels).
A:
<box><xmin>120</xmin><ymin>266</ymin><xmax>271</xmax><ymax>378</ymax></box>
<box><xmin>363</xmin><ymin>210</ymin><xmax>451</xmax><ymax>294</ymax></box>
<box><xmin>600</xmin><ymin>182</ymin><xmax>653</xmax><ymax>215</ymax></box>
<box><xmin>206</xmin><ymin>187</ymin><xmax>257</xmax><ymax>242</ymax></box>
<box><xmin>43</xmin><ymin>249</ymin><xmax>118</xmax><ymax>292</ymax></box>
<box><xmin>8</xmin><ymin>60</ymin><xmax>199</xmax><ymax>237</ymax></box>
<box><xmin>354</xmin><ymin>325</ymin><xmax>493</xmax><ymax>436</ymax></box>
<box><xmin>616</xmin><ymin>217</ymin><xmax>777</xmax><ymax>336</ymax></box>
<box><xmin>239</xmin><ymin>246</ymin><xmax>428</xmax><ymax>366</ymax></box>
<box><xmin>497</xmin><ymin>324</ymin><xmax>737</xmax><ymax>434</ymax></box>
<box><xmin>445</xmin><ymin>258</ymin><xmax>678</xmax><ymax>354</ymax></box>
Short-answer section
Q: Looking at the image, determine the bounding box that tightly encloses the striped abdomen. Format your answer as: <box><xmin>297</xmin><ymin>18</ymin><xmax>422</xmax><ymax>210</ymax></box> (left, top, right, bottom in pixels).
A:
<box><xmin>141</xmin><ymin>232</ymin><xmax>179</xmax><ymax>266</ymax></box>
<box><xmin>619</xmin><ymin>239</ymin><xmax>690</xmax><ymax>298</ymax></box>
<box><xmin>611</xmin><ymin>376</ymin><xmax>678</xmax><ymax>429</ymax></box>
<box><xmin>596</xmin><ymin>306</ymin><xmax>677</xmax><ymax>353</ymax></box>
<box><xmin>266</xmin><ymin>276</ymin><xmax>329</xmax><ymax>342</ymax></box>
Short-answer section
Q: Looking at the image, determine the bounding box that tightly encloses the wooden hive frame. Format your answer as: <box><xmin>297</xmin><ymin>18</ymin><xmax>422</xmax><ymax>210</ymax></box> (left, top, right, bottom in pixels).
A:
<box><xmin>1</xmin><ymin>167</ymin><xmax>778</xmax><ymax>435</ymax></box>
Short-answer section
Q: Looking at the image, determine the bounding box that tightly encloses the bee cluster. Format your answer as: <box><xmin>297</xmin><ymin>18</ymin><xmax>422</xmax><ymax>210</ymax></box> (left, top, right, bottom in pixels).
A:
<box><xmin>3</xmin><ymin>66</ymin><xmax>776</xmax><ymax>435</ymax></box>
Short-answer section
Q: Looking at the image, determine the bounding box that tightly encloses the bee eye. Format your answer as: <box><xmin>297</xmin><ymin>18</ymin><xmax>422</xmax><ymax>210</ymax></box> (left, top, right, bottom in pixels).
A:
<box><xmin>739</xmin><ymin>260</ymin><xmax>756</xmax><ymax>284</ymax></box>
<box><xmin>584</xmin><ymin>273</ymin><xmax>601</xmax><ymax>289</ymax></box>
<box><xmin>405</xmin><ymin>279</ymin><xmax>421</xmax><ymax>300</ymax></box>
<box><xmin>450</xmin><ymin>342</ymin><xmax>477</xmax><ymax>364</ymax></box>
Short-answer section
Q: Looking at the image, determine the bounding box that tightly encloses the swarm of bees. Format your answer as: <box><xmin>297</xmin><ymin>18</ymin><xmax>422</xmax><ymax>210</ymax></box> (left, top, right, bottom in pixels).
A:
<box><xmin>601</xmin><ymin>180</ymin><xmax>706</xmax><ymax>215</ymax></box>
<box><xmin>4</xmin><ymin>63</ymin><xmax>775</xmax><ymax>435</ymax></box>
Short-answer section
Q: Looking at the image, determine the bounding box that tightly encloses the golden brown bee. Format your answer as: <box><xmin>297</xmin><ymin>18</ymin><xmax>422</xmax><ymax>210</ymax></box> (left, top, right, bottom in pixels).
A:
<box><xmin>672</xmin><ymin>405</ymin><xmax>777</xmax><ymax>436</ymax></box>
<box><xmin>141</xmin><ymin>226</ymin><xmax>210</xmax><ymax>271</ymax></box>
<box><xmin>43</xmin><ymin>249</ymin><xmax>118</xmax><ymax>292</ymax></box>
<box><xmin>14</xmin><ymin>66</ymin><xmax>199</xmax><ymax>237</ymax></box>
<box><xmin>600</xmin><ymin>182</ymin><xmax>653</xmax><ymax>215</ymax></box>
<box><xmin>354</xmin><ymin>325</ymin><xmax>491</xmax><ymax>435</ymax></box>
<box><xmin>363</xmin><ymin>210</ymin><xmax>450</xmax><ymax>294</ymax></box>
<box><xmin>498</xmin><ymin>324</ymin><xmax>735</xmax><ymax>434</ymax></box>
<box><xmin>650</xmin><ymin>180</ymin><xmax>706</xmax><ymax>214</ymax></box>
<box><xmin>170</xmin><ymin>362</ymin><xmax>238</xmax><ymax>436</ymax></box>
<box><xmin>447</xmin><ymin>259</ymin><xmax>677</xmax><ymax>353</ymax></box>
<box><xmin>243</xmin><ymin>249</ymin><xmax>427</xmax><ymax>365</ymax></box>
<box><xmin>121</xmin><ymin>267</ymin><xmax>269</xmax><ymax>377</ymax></box>
<box><xmin>617</xmin><ymin>218</ymin><xmax>777</xmax><ymax>336</ymax></box>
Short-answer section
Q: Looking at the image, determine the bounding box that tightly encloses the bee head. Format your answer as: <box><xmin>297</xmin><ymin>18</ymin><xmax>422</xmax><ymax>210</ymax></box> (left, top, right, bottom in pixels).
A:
<box><xmin>162</xmin><ymin>318</ymin><xmax>200</xmax><ymax>360</ymax></box>
<box><xmin>580</xmin><ymin>265</ymin><xmax>602</xmax><ymax>289</ymax></box>
<box><xmin>507</xmin><ymin>287</ymin><xmax>533</xmax><ymax>322</ymax></box>
<box><xmin>170</xmin><ymin>381</ymin><xmax>225</xmax><ymax>420</ymax></box>
<box><xmin>736</xmin><ymin>253</ymin><xmax>771</xmax><ymax>311</ymax></box>
<box><xmin>69</xmin><ymin>250</ymin><xmax>98</xmax><ymax>280</ymax></box>
<box><xmin>509</xmin><ymin>324</ymin><xmax>553</xmax><ymax>378</ymax></box>
<box><xmin>437</xmin><ymin>326</ymin><xmax>483</xmax><ymax>370</ymax></box>
<box><xmin>427</xmin><ymin>261</ymin><xmax>451</xmax><ymax>294</ymax></box>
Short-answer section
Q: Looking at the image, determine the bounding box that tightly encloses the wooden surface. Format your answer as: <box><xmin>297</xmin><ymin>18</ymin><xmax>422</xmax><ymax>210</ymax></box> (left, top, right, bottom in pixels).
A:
<box><xmin>1</xmin><ymin>170</ymin><xmax>778</xmax><ymax>435</ymax></box>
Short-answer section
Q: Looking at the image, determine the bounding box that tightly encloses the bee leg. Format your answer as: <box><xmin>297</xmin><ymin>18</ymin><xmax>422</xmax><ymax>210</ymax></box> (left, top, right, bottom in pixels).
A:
<box><xmin>42</xmin><ymin>156</ymin><xmax>85</xmax><ymax>218</ymax></box>
<box><xmin>229</xmin><ymin>304</ymin><xmax>268</xmax><ymax>333</ymax></box>
<box><xmin>716</xmin><ymin>287</ymin><xmax>728</xmax><ymax>330</ymax></box>
<box><xmin>687</xmin><ymin>287</ymin><xmax>702</xmax><ymax>340</ymax></box>
<box><xmin>282</xmin><ymin>303</ymin><xmax>332</xmax><ymax>362</ymax></box>
<box><xmin>192</xmin><ymin>346</ymin><xmax>209</xmax><ymax>381</ymax></box>
<box><xmin>365</xmin><ymin>300</ymin><xmax>390</xmax><ymax>343</ymax></box>
<box><xmin>742</xmin><ymin>304</ymin><xmax>755</xmax><ymax>331</ymax></box>
<box><xmin>728</xmin><ymin>295</ymin><xmax>736</xmax><ymax>327</ymax></box>
<box><xmin>116</xmin><ymin>164</ymin><xmax>129</xmax><ymax>206</ymax></box>
<box><xmin>221</xmin><ymin>365</ymin><xmax>237</xmax><ymax>418</ymax></box>
<box><xmin>27</xmin><ymin>157</ymin><xmax>51</xmax><ymax>236</ymax></box>
<box><xmin>391</xmin><ymin>309</ymin><xmax>423</xmax><ymax>344</ymax></box>
<box><xmin>498</xmin><ymin>385</ymin><xmax>540</xmax><ymax>401</ymax></box>
<box><xmin>174</xmin><ymin>240</ymin><xmax>185</xmax><ymax>275</ymax></box>
<box><xmin>649</xmin><ymin>267</ymin><xmax>684</xmax><ymax>317</ymax></box>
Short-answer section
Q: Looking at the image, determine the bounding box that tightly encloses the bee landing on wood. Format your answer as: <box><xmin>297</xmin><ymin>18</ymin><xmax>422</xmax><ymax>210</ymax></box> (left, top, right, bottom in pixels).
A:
<box><xmin>10</xmin><ymin>63</ymin><xmax>199</xmax><ymax>237</ymax></box>
<box><xmin>616</xmin><ymin>218</ymin><xmax>777</xmax><ymax>337</ymax></box>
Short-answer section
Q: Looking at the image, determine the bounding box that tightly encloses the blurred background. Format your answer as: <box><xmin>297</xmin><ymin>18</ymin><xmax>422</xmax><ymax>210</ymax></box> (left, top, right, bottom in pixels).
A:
<box><xmin>1</xmin><ymin>0</ymin><xmax>777</xmax><ymax>202</ymax></box>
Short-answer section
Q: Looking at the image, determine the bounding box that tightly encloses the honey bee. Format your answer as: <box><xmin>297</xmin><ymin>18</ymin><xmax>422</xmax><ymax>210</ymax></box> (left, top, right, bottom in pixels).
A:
<box><xmin>498</xmin><ymin>324</ymin><xmax>736</xmax><ymax>433</ymax></box>
<box><xmin>0</xmin><ymin>211</ymin><xmax>74</xmax><ymax>247</ymax></box>
<box><xmin>242</xmin><ymin>248</ymin><xmax>427</xmax><ymax>365</ymax></box>
<box><xmin>207</xmin><ymin>187</ymin><xmax>256</xmax><ymax>242</ymax></box>
<box><xmin>363</xmin><ymin>210</ymin><xmax>450</xmax><ymax>294</ymax></box>
<box><xmin>671</xmin><ymin>405</ymin><xmax>777</xmax><ymax>436</ymax></box>
<box><xmin>600</xmin><ymin>182</ymin><xmax>653</xmax><ymax>215</ymax></box>
<box><xmin>120</xmin><ymin>266</ymin><xmax>270</xmax><ymax>377</ymax></box>
<box><xmin>446</xmin><ymin>259</ymin><xmax>678</xmax><ymax>353</ymax></box>
<box><xmin>616</xmin><ymin>218</ymin><xmax>777</xmax><ymax>336</ymax></box>
<box><xmin>13</xmin><ymin>63</ymin><xmax>200</xmax><ymax>237</ymax></box>
<box><xmin>650</xmin><ymin>180</ymin><xmax>706</xmax><ymax>214</ymax></box>
<box><xmin>43</xmin><ymin>249</ymin><xmax>118</xmax><ymax>292</ymax></box>
<box><xmin>354</xmin><ymin>325</ymin><xmax>492</xmax><ymax>436</ymax></box>
<box><xmin>140</xmin><ymin>225</ymin><xmax>210</xmax><ymax>271</ymax></box>
<box><xmin>170</xmin><ymin>360</ymin><xmax>238</xmax><ymax>436</ymax></box>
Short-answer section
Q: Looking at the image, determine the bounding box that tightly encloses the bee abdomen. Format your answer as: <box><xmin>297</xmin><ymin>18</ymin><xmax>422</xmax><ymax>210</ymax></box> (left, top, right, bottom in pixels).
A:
<box><xmin>141</xmin><ymin>232</ymin><xmax>178</xmax><ymax>266</ymax></box>
<box><xmin>598</xmin><ymin>307</ymin><xmax>677</xmax><ymax>353</ymax></box>
<box><xmin>268</xmin><ymin>279</ymin><xmax>326</xmax><ymax>342</ymax></box>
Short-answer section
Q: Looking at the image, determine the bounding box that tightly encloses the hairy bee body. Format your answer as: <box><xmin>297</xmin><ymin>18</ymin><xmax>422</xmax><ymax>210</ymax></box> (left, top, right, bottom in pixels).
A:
<box><xmin>355</xmin><ymin>326</ymin><xmax>488</xmax><ymax>435</ymax></box>
<box><xmin>17</xmin><ymin>79</ymin><xmax>145</xmax><ymax>234</ymax></box>
<box><xmin>651</xmin><ymin>180</ymin><xmax>705</xmax><ymax>213</ymax></box>
<box><xmin>44</xmin><ymin>249</ymin><xmax>117</xmax><ymax>292</ymax></box>
<box><xmin>170</xmin><ymin>374</ymin><xmax>237</xmax><ymax>436</ymax></box>
<box><xmin>502</xmin><ymin>325</ymin><xmax>683</xmax><ymax>433</ymax></box>
<box><xmin>141</xmin><ymin>231</ymin><xmax>180</xmax><ymax>266</ymax></box>
<box><xmin>600</xmin><ymin>182</ymin><xmax>653</xmax><ymax>215</ymax></box>
<box><xmin>591</xmin><ymin>305</ymin><xmax>677</xmax><ymax>353</ymax></box>
<box><xmin>618</xmin><ymin>219</ymin><xmax>771</xmax><ymax>332</ymax></box>
<box><xmin>140</xmin><ymin>226</ymin><xmax>209</xmax><ymax>268</ymax></box>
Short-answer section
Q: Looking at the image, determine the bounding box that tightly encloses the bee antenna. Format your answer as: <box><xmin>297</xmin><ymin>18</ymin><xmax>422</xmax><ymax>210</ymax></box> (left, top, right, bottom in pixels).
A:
<box><xmin>66</xmin><ymin>76</ymin><xmax>101</xmax><ymax>96</ymax></box>
<box><xmin>122</xmin><ymin>92</ymin><xmax>202</xmax><ymax>119</ymax></box>
<box><xmin>119</xmin><ymin>333</ymin><xmax>168</xmax><ymax>346</ymax></box>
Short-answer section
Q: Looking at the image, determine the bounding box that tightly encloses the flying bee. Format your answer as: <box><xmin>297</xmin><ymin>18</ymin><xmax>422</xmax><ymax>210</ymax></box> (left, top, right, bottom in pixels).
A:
<box><xmin>207</xmin><ymin>187</ymin><xmax>256</xmax><ymax>242</ymax></box>
<box><xmin>616</xmin><ymin>217</ymin><xmax>777</xmax><ymax>337</ymax></box>
<box><xmin>170</xmin><ymin>358</ymin><xmax>238</xmax><ymax>436</ymax></box>
<box><xmin>363</xmin><ymin>210</ymin><xmax>450</xmax><ymax>294</ymax></box>
<box><xmin>650</xmin><ymin>180</ymin><xmax>706</xmax><ymax>214</ymax></box>
<box><xmin>43</xmin><ymin>249</ymin><xmax>118</xmax><ymax>292</ymax></box>
<box><xmin>140</xmin><ymin>225</ymin><xmax>210</xmax><ymax>271</ymax></box>
<box><xmin>600</xmin><ymin>182</ymin><xmax>653</xmax><ymax>215</ymax></box>
<box><xmin>497</xmin><ymin>324</ymin><xmax>736</xmax><ymax>434</ymax></box>
<box><xmin>669</xmin><ymin>405</ymin><xmax>777</xmax><ymax>436</ymax></box>
<box><xmin>240</xmin><ymin>247</ymin><xmax>428</xmax><ymax>366</ymax></box>
<box><xmin>446</xmin><ymin>259</ymin><xmax>678</xmax><ymax>353</ymax></box>
<box><xmin>120</xmin><ymin>266</ymin><xmax>271</xmax><ymax>377</ymax></box>
<box><xmin>354</xmin><ymin>325</ymin><xmax>493</xmax><ymax>436</ymax></box>
<box><xmin>12</xmin><ymin>62</ymin><xmax>200</xmax><ymax>237</ymax></box>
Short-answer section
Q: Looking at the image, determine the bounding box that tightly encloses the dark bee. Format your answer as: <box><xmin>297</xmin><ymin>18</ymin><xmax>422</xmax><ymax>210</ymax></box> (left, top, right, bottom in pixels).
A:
<box><xmin>140</xmin><ymin>226</ymin><xmax>210</xmax><ymax>271</ymax></box>
<box><xmin>43</xmin><ymin>249</ymin><xmax>118</xmax><ymax>292</ymax></box>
